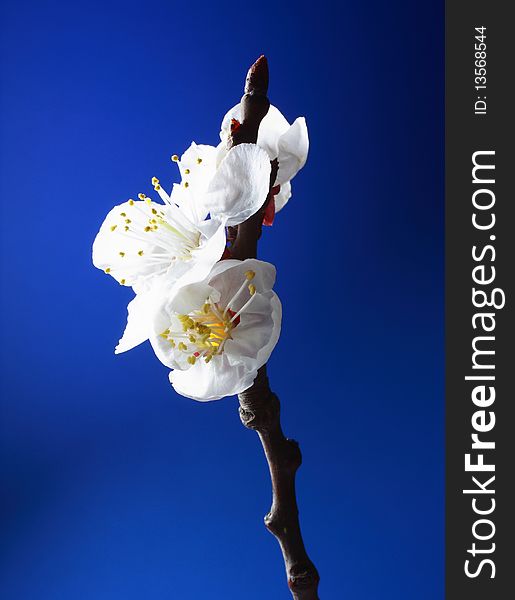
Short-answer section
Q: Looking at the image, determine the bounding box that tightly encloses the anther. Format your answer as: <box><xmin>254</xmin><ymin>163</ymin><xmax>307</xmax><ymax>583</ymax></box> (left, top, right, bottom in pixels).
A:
<box><xmin>110</xmin><ymin>225</ymin><xmax>117</xmax><ymax>231</ymax></box>
<box><xmin>248</xmin><ymin>284</ymin><xmax>256</xmax><ymax>295</ymax></box>
<box><xmin>138</xmin><ymin>193</ymin><xmax>146</xmax><ymax>200</ymax></box>
<box><xmin>171</xmin><ymin>155</ymin><xmax>179</xmax><ymax>162</ymax></box>
<box><xmin>245</xmin><ymin>270</ymin><xmax>255</xmax><ymax>280</ymax></box>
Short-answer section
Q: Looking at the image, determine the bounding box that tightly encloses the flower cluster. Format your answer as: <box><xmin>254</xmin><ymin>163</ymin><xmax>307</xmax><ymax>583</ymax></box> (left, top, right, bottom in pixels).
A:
<box><xmin>92</xmin><ymin>104</ymin><xmax>308</xmax><ymax>400</ymax></box>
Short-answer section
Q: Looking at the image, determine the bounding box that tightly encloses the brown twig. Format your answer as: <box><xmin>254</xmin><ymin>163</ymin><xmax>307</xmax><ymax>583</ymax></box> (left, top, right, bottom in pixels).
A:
<box><xmin>229</xmin><ymin>55</ymin><xmax>320</xmax><ymax>600</ymax></box>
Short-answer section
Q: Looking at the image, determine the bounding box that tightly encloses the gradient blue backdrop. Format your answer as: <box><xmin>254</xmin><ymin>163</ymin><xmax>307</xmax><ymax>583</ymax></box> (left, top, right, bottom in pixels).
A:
<box><xmin>0</xmin><ymin>1</ymin><xmax>444</xmax><ymax>598</ymax></box>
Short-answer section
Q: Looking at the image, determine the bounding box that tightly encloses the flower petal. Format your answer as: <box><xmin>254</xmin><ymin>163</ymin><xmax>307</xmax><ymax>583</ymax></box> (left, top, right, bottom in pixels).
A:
<box><xmin>225</xmin><ymin>290</ymin><xmax>281</xmax><ymax>372</ymax></box>
<box><xmin>256</xmin><ymin>105</ymin><xmax>291</xmax><ymax>159</ymax></box>
<box><xmin>207</xmin><ymin>258</ymin><xmax>276</xmax><ymax>310</ymax></box>
<box><xmin>172</xmin><ymin>142</ymin><xmax>219</xmax><ymax>223</ymax></box>
<box><xmin>204</xmin><ymin>144</ymin><xmax>271</xmax><ymax>226</ymax></box>
<box><xmin>275</xmin><ymin>117</ymin><xmax>309</xmax><ymax>185</ymax></box>
<box><xmin>273</xmin><ymin>181</ymin><xmax>292</xmax><ymax>213</ymax></box>
<box><xmin>115</xmin><ymin>290</ymin><xmax>158</xmax><ymax>354</ymax></box>
<box><xmin>169</xmin><ymin>353</ymin><xmax>257</xmax><ymax>401</ymax></box>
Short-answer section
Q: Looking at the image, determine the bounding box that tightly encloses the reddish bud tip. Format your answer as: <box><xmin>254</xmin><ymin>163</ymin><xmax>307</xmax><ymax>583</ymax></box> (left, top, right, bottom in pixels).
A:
<box><xmin>245</xmin><ymin>55</ymin><xmax>269</xmax><ymax>95</ymax></box>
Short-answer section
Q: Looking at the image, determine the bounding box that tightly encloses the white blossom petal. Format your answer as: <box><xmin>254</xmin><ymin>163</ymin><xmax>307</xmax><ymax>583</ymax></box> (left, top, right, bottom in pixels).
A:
<box><xmin>225</xmin><ymin>292</ymin><xmax>281</xmax><ymax>372</ymax></box>
<box><xmin>204</xmin><ymin>144</ymin><xmax>271</xmax><ymax>226</ymax></box>
<box><xmin>275</xmin><ymin>117</ymin><xmax>309</xmax><ymax>185</ymax></box>
<box><xmin>171</xmin><ymin>143</ymin><xmax>218</xmax><ymax>223</ymax></box>
<box><xmin>274</xmin><ymin>181</ymin><xmax>292</xmax><ymax>213</ymax></box>
<box><xmin>169</xmin><ymin>353</ymin><xmax>257</xmax><ymax>402</ymax></box>
<box><xmin>115</xmin><ymin>288</ymin><xmax>161</xmax><ymax>354</ymax></box>
<box><xmin>207</xmin><ymin>258</ymin><xmax>276</xmax><ymax>310</ymax></box>
<box><xmin>255</xmin><ymin>105</ymin><xmax>291</xmax><ymax>159</ymax></box>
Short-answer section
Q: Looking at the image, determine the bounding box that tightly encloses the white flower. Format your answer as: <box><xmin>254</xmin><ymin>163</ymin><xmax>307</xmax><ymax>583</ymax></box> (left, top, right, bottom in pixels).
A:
<box><xmin>219</xmin><ymin>104</ymin><xmax>309</xmax><ymax>214</ymax></box>
<box><xmin>92</xmin><ymin>189</ymin><xmax>227</xmax><ymax>292</ymax></box>
<box><xmin>149</xmin><ymin>259</ymin><xmax>282</xmax><ymax>401</ymax></box>
<box><xmin>92</xmin><ymin>142</ymin><xmax>271</xmax><ymax>291</ymax></box>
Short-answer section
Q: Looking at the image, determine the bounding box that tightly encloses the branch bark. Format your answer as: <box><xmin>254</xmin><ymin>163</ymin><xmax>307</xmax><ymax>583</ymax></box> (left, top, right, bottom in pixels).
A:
<box><xmin>229</xmin><ymin>56</ymin><xmax>320</xmax><ymax>600</ymax></box>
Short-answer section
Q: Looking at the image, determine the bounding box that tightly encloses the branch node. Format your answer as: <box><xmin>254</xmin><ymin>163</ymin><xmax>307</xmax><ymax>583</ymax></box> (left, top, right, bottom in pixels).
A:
<box><xmin>238</xmin><ymin>391</ymin><xmax>279</xmax><ymax>431</ymax></box>
<box><xmin>288</xmin><ymin>563</ymin><xmax>321</xmax><ymax>596</ymax></box>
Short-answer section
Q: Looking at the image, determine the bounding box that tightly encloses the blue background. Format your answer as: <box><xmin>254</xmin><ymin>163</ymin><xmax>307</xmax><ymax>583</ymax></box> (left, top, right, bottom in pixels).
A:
<box><xmin>0</xmin><ymin>1</ymin><xmax>444</xmax><ymax>598</ymax></box>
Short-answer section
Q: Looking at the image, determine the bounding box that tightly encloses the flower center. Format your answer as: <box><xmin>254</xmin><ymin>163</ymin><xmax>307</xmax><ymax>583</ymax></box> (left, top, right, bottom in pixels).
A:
<box><xmin>160</xmin><ymin>270</ymin><xmax>257</xmax><ymax>364</ymax></box>
<box><xmin>105</xmin><ymin>188</ymin><xmax>202</xmax><ymax>285</ymax></box>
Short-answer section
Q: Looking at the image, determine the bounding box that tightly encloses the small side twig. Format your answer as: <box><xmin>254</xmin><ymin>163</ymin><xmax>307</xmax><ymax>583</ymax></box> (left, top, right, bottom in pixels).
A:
<box><xmin>229</xmin><ymin>55</ymin><xmax>320</xmax><ymax>600</ymax></box>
